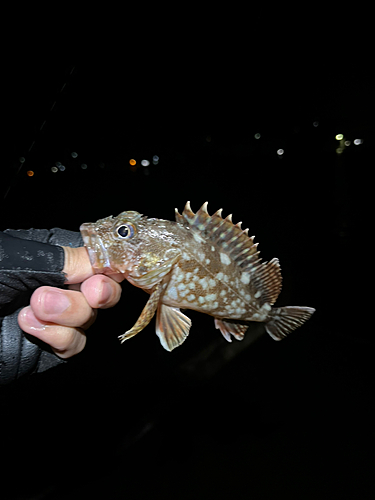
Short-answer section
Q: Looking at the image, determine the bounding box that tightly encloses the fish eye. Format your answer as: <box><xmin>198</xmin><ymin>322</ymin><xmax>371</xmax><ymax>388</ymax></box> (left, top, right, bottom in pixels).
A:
<box><xmin>116</xmin><ymin>224</ymin><xmax>135</xmax><ymax>239</ymax></box>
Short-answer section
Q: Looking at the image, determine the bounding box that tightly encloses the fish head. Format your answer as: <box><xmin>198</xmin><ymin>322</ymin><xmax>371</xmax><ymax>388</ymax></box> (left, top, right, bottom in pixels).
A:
<box><xmin>80</xmin><ymin>211</ymin><xmax>180</xmax><ymax>280</ymax></box>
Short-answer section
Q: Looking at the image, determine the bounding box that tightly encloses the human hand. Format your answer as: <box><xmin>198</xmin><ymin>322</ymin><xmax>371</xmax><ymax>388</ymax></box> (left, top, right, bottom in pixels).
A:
<box><xmin>17</xmin><ymin>247</ymin><xmax>124</xmax><ymax>359</ymax></box>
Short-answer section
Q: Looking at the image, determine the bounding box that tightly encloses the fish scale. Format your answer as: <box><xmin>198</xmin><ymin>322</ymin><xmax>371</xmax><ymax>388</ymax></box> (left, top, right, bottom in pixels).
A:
<box><xmin>80</xmin><ymin>202</ymin><xmax>315</xmax><ymax>351</ymax></box>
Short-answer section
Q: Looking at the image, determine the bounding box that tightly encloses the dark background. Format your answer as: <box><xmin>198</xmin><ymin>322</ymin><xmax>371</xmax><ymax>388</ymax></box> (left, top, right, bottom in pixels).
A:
<box><xmin>1</xmin><ymin>14</ymin><xmax>373</xmax><ymax>500</ymax></box>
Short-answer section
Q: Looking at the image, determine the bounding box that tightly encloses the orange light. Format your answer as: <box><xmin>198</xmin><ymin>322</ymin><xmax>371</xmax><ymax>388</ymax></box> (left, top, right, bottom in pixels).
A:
<box><xmin>129</xmin><ymin>159</ymin><xmax>136</xmax><ymax>166</ymax></box>
<box><xmin>27</xmin><ymin>170</ymin><xmax>34</xmax><ymax>177</ymax></box>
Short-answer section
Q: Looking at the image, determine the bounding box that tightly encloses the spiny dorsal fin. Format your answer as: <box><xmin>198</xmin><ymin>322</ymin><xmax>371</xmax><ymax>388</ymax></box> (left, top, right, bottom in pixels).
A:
<box><xmin>177</xmin><ymin>201</ymin><xmax>262</xmax><ymax>271</ymax></box>
<box><xmin>176</xmin><ymin>202</ymin><xmax>283</xmax><ymax>306</ymax></box>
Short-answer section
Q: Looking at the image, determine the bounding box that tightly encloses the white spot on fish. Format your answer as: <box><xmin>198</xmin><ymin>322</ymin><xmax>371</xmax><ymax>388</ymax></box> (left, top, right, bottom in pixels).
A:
<box><xmin>220</xmin><ymin>253</ymin><xmax>231</xmax><ymax>265</ymax></box>
<box><xmin>186</xmin><ymin>272</ymin><xmax>192</xmax><ymax>279</ymax></box>
<box><xmin>187</xmin><ymin>294</ymin><xmax>196</xmax><ymax>301</ymax></box>
<box><xmin>212</xmin><ymin>301</ymin><xmax>219</xmax><ymax>309</ymax></box>
<box><xmin>241</xmin><ymin>273</ymin><xmax>251</xmax><ymax>285</ymax></box>
<box><xmin>245</xmin><ymin>294</ymin><xmax>251</xmax><ymax>301</ymax></box>
<box><xmin>199</xmin><ymin>278</ymin><xmax>208</xmax><ymax>290</ymax></box>
<box><xmin>261</xmin><ymin>303</ymin><xmax>271</xmax><ymax>312</ymax></box>
<box><xmin>209</xmin><ymin>279</ymin><xmax>216</xmax><ymax>287</ymax></box>
<box><xmin>198</xmin><ymin>252</ymin><xmax>205</xmax><ymax>262</ymax></box>
<box><xmin>188</xmin><ymin>282</ymin><xmax>195</xmax><ymax>290</ymax></box>
<box><xmin>216</xmin><ymin>272</ymin><xmax>224</xmax><ymax>280</ymax></box>
<box><xmin>182</xmin><ymin>252</ymin><xmax>191</xmax><ymax>261</ymax></box>
<box><xmin>211</xmin><ymin>246</ymin><xmax>215</xmax><ymax>252</ymax></box>
<box><xmin>220</xmin><ymin>290</ymin><xmax>227</xmax><ymax>297</ymax></box>
<box><xmin>198</xmin><ymin>296</ymin><xmax>205</xmax><ymax>304</ymax></box>
<box><xmin>193</xmin><ymin>232</ymin><xmax>205</xmax><ymax>244</ymax></box>
<box><xmin>206</xmin><ymin>293</ymin><xmax>217</xmax><ymax>302</ymax></box>
<box><xmin>205</xmin><ymin>259</ymin><xmax>210</xmax><ymax>265</ymax></box>
<box><xmin>194</xmin><ymin>267</ymin><xmax>199</xmax><ymax>274</ymax></box>
<box><xmin>167</xmin><ymin>286</ymin><xmax>178</xmax><ymax>300</ymax></box>
<box><xmin>254</xmin><ymin>291</ymin><xmax>261</xmax><ymax>298</ymax></box>
<box><xmin>177</xmin><ymin>283</ymin><xmax>186</xmax><ymax>291</ymax></box>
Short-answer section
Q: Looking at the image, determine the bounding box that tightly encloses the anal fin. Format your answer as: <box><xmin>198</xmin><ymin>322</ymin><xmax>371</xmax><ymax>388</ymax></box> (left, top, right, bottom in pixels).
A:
<box><xmin>214</xmin><ymin>318</ymin><xmax>248</xmax><ymax>342</ymax></box>
<box><xmin>155</xmin><ymin>304</ymin><xmax>192</xmax><ymax>351</ymax></box>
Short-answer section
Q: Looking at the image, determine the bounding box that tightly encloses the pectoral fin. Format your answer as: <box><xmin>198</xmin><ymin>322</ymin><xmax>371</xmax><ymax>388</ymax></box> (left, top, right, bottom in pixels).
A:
<box><xmin>155</xmin><ymin>304</ymin><xmax>192</xmax><ymax>351</ymax></box>
<box><xmin>130</xmin><ymin>254</ymin><xmax>180</xmax><ymax>289</ymax></box>
<box><xmin>118</xmin><ymin>284</ymin><xmax>163</xmax><ymax>343</ymax></box>
<box><xmin>214</xmin><ymin>318</ymin><xmax>248</xmax><ymax>342</ymax></box>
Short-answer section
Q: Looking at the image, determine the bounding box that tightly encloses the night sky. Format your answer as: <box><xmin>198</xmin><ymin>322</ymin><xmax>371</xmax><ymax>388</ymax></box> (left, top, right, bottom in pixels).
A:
<box><xmin>1</xmin><ymin>17</ymin><xmax>374</xmax><ymax>500</ymax></box>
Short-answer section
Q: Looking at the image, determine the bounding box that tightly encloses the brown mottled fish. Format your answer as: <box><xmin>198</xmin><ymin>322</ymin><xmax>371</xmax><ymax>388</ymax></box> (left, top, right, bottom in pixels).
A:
<box><xmin>80</xmin><ymin>202</ymin><xmax>315</xmax><ymax>351</ymax></box>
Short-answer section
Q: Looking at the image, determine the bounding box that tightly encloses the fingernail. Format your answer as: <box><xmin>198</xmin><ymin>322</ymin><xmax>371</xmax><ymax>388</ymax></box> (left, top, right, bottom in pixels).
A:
<box><xmin>99</xmin><ymin>282</ymin><xmax>112</xmax><ymax>305</ymax></box>
<box><xmin>41</xmin><ymin>290</ymin><xmax>71</xmax><ymax>314</ymax></box>
<box><xmin>22</xmin><ymin>307</ymin><xmax>46</xmax><ymax>330</ymax></box>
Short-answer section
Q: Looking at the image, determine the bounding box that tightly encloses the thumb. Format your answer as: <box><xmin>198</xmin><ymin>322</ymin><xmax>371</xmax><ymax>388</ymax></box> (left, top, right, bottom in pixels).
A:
<box><xmin>62</xmin><ymin>246</ymin><xmax>94</xmax><ymax>284</ymax></box>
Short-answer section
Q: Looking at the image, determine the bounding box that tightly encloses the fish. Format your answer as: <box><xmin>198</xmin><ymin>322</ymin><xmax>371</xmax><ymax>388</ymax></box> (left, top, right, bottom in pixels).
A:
<box><xmin>80</xmin><ymin>202</ymin><xmax>315</xmax><ymax>351</ymax></box>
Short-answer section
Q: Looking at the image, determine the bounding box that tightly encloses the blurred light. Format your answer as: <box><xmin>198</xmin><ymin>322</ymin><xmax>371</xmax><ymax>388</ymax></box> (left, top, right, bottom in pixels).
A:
<box><xmin>344</xmin><ymin>140</ymin><xmax>351</xmax><ymax>146</ymax></box>
<box><xmin>58</xmin><ymin>164</ymin><xmax>66</xmax><ymax>171</ymax></box>
<box><xmin>71</xmin><ymin>152</ymin><xmax>78</xmax><ymax>158</ymax></box>
<box><xmin>129</xmin><ymin>159</ymin><xmax>136</xmax><ymax>166</ymax></box>
<box><xmin>19</xmin><ymin>157</ymin><xmax>26</xmax><ymax>163</ymax></box>
<box><xmin>27</xmin><ymin>170</ymin><xmax>34</xmax><ymax>177</ymax></box>
<box><xmin>206</xmin><ymin>135</ymin><xmax>211</xmax><ymax>142</ymax></box>
<box><xmin>335</xmin><ymin>134</ymin><xmax>344</xmax><ymax>141</ymax></box>
<box><xmin>141</xmin><ymin>159</ymin><xmax>150</xmax><ymax>166</ymax></box>
<box><xmin>99</xmin><ymin>162</ymin><xmax>105</xmax><ymax>168</ymax></box>
<box><xmin>254</xmin><ymin>133</ymin><xmax>261</xmax><ymax>139</ymax></box>
<box><xmin>143</xmin><ymin>168</ymin><xmax>150</xmax><ymax>175</ymax></box>
<box><xmin>81</xmin><ymin>163</ymin><xmax>88</xmax><ymax>169</ymax></box>
<box><xmin>277</xmin><ymin>149</ymin><xmax>284</xmax><ymax>155</ymax></box>
<box><xmin>55</xmin><ymin>161</ymin><xmax>62</xmax><ymax>167</ymax></box>
<box><xmin>354</xmin><ymin>138</ymin><xmax>363</xmax><ymax>145</ymax></box>
<box><xmin>51</xmin><ymin>166</ymin><xmax>58</xmax><ymax>173</ymax></box>
<box><xmin>336</xmin><ymin>147</ymin><xmax>344</xmax><ymax>155</ymax></box>
<box><xmin>313</xmin><ymin>121</ymin><xmax>319</xmax><ymax>127</ymax></box>
<box><xmin>152</xmin><ymin>155</ymin><xmax>159</xmax><ymax>165</ymax></box>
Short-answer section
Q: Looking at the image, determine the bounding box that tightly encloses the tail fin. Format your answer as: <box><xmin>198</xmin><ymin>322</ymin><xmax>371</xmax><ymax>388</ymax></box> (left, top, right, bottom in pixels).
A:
<box><xmin>265</xmin><ymin>306</ymin><xmax>315</xmax><ymax>340</ymax></box>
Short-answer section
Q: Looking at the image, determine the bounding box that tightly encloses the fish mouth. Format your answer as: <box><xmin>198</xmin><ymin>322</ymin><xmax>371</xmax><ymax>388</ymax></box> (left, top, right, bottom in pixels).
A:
<box><xmin>80</xmin><ymin>223</ymin><xmax>114</xmax><ymax>273</ymax></box>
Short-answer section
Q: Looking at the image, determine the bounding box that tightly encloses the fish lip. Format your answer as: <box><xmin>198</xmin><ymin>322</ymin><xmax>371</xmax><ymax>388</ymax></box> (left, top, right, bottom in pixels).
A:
<box><xmin>80</xmin><ymin>223</ymin><xmax>114</xmax><ymax>272</ymax></box>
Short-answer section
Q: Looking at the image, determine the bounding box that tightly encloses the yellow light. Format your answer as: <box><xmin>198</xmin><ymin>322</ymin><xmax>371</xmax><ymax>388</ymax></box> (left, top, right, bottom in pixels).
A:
<box><xmin>335</xmin><ymin>134</ymin><xmax>344</xmax><ymax>141</ymax></box>
<box><xmin>27</xmin><ymin>170</ymin><xmax>34</xmax><ymax>177</ymax></box>
<box><xmin>129</xmin><ymin>159</ymin><xmax>136</xmax><ymax>166</ymax></box>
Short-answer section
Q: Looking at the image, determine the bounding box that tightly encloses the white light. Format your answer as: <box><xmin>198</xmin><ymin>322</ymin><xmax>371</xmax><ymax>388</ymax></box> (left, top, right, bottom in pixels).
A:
<box><xmin>313</xmin><ymin>121</ymin><xmax>319</xmax><ymax>127</ymax></box>
<box><xmin>51</xmin><ymin>166</ymin><xmax>58</xmax><ymax>173</ymax></box>
<box><xmin>81</xmin><ymin>163</ymin><xmax>88</xmax><ymax>169</ymax></box>
<box><xmin>254</xmin><ymin>133</ymin><xmax>261</xmax><ymax>139</ymax></box>
<box><xmin>55</xmin><ymin>161</ymin><xmax>62</xmax><ymax>166</ymax></box>
<box><xmin>141</xmin><ymin>159</ymin><xmax>150</xmax><ymax>166</ymax></box>
<box><xmin>59</xmin><ymin>164</ymin><xmax>66</xmax><ymax>171</ymax></box>
<box><xmin>277</xmin><ymin>149</ymin><xmax>284</xmax><ymax>155</ymax></box>
<box><xmin>335</xmin><ymin>134</ymin><xmax>344</xmax><ymax>141</ymax></box>
<box><xmin>152</xmin><ymin>155</ymin><xmax>159</xmax><ymax>165</ymax></box>
<box><xmin>71</xmin><ymin>152</ymin><xmax>78</xmax><ymax>158</ymax></box>
<box><xmin>354</xmin><ymin>139</ymin><xmax>363</xmax><ymax>145</ymax></box>
<box><xmin>344</xmin><ymin>140</ymin><xmax>351</xmax><ymax>146</ymax></box>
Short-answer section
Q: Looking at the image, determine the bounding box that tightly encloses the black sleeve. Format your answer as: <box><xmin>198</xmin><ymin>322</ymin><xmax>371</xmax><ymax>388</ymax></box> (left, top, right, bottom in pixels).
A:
<box><xmin>0</xmin><ymin>228</ymin><xmax>84</xmax><ymax>385</ymax></box>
